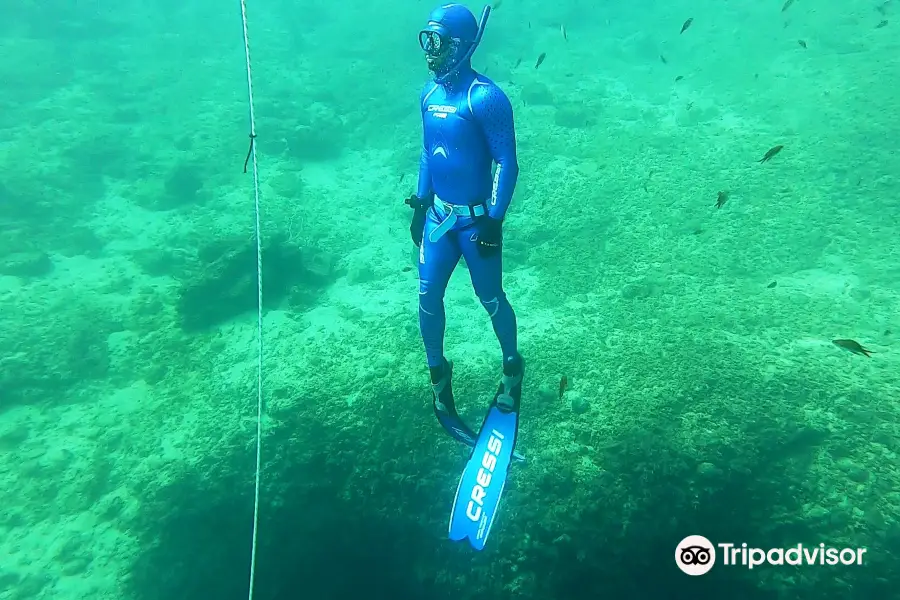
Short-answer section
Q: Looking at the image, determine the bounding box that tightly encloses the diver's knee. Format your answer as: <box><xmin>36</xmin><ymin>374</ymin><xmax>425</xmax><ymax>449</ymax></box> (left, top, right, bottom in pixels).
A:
<box><xmin>479</xmin><ymin>293</ymin><xmax>506</xmax><ymax>318</ymax></box>
<box><xmin>419</xmin><ymin>279</ymin><xmax>444</xmax><ymax>316</ymax></box>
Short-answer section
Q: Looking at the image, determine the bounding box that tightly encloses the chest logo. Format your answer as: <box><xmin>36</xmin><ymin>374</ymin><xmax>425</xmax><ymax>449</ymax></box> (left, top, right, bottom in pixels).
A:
<box><xmin>427</xmin><ymin>104</ymin><xmax>457</xmax><ymax>113</ymax></box>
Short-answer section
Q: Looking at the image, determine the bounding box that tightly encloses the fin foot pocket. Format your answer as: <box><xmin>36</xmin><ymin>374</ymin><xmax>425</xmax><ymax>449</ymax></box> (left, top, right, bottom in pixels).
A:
<box><xmin>495</xmin><ymin>353</ymin><xmax>524</xmax><ymax>413</ymax></box>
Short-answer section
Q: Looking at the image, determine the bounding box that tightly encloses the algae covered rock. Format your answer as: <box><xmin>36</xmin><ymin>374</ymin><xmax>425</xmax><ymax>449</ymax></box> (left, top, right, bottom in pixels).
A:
<box><xmin>135</xmin><ymin>162</ymin><xmax>208</xmax><ymax>211</ymax></box>
<box><xmin>0</xmin><ymin>251</ymin><xmax>53</xmax><ymax>277</ymax></box>
<box><xmin>0</xmin><ymin>302</ymin><xmax>116</xmax><ymax>410</ymax></box>
<box><xmin>176</xmin><ymin>234</ymin><xmax>336</xmax><ymax>331</ymax></box>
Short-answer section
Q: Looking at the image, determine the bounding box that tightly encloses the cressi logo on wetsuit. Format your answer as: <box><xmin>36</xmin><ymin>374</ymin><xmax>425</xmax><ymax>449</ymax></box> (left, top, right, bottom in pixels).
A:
<box><xmin>427</xmin><ymin>104</ymin><xmax>458</xmax><ymax>116</ymax></box>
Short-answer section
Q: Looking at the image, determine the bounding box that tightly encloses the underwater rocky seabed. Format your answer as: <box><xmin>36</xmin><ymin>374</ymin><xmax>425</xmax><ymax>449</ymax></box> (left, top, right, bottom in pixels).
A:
<box><xmin>2</xmin><ymin>134</ymin><xmax>898</xmax><ymax>600</ymax></box>
<box><xmin>2</xmin><ymin>13</ymin><xmax>900</xmax><ymax>600</ymax></box>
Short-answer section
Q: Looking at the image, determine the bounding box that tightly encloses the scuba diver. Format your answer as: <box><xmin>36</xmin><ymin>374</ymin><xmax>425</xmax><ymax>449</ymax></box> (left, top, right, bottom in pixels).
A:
<box><xmin>405</xmin><ymin>3</ymin><xmax>522</xmax><ymax>549</ymax></box>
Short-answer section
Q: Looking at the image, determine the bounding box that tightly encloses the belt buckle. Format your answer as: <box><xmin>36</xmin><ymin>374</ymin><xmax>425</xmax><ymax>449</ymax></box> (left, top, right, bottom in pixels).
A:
<box><xmin>467</xmin><ymin>203</ymin><xmax>484</xmax><ymax>218</ymax></box>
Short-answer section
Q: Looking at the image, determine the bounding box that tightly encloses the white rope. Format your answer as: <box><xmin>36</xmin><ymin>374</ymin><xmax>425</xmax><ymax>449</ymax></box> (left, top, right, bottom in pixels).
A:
<box><xmin>237</xmin><ymin>1</ymin><xmax>264</xmax><ymax>599</ymax></box>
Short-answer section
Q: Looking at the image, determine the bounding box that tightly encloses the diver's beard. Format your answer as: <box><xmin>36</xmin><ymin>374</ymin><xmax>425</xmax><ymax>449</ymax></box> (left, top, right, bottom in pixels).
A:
<box><xmin>426</xmin><ymin>53</ymin><xmax>452</xmax><ymax>77</ymax></box>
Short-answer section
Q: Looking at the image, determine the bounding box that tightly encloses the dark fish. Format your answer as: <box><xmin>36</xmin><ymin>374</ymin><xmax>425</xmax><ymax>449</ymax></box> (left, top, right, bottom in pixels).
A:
<box><xmin>798</xmin><ymin>39</ymin><xmax>807</xmax><ymax>48</ymax></box>
<box><xmin>535</xmin><ymin>52</ymin><xmax>546</xmax><ymax>69</ymax></box>
<box><xmin>781</xmin><ymin>0</ymin><xmax>795</xmax><ymax>12</ymax></box>
<box><xmin>832</xmin><ymin>339</ymin><xmax>873</xmax><ymax>357</ymax></box>
<box><xmin>642</xmin><ymin>169</ymin><xmax>655</xmax><ymax>192</ymax></box>
<box><xmin>675</xmin><ymin>75</ymin><xmax>684</xmax><ymax>82</ymax></box>
<box><xmin>715</xmin><ymin>191</ymin><xmax>728</xmax><ymax>208</ymax></box>
<box><xmin>558</xmin><ymin>375</ymin><xmax>568</xmax><ymax>400</ymax></box>
<box><xmin>876</xmin><ymin>19</ymin><xmax>888</xmax><ymax>28</ymax></box>
<box><xmin>680</xmin><ymin>18</ymin><xmax>694</xmax><ymax>34</ymax></box>
<box><xmin>758</xmin><ymin>145</ymin><xmax>784</xmax><ymax>163</ymax></box>
<box><xmin>514</xmin><ymin>57</ymin><xmax>522</xmax><ymax>68</ymax></box>
<box><xmin>876</xmin><ymin>1</ymin><xmax>891</xmax><ymax>16</ymax></box>
<box><xmin>660</xmin><ymin>54</ymin><xmax>668</xmax><ymax>64</ymax></box>
<box><xmin>561</xmin><ymin>24</ymin><xmax>567</xmax><ymax>41</ymax></box>
<box><xmin>492</xmin><ymin>0</ymin><xmax>502</xmax><ymax>8</ymax></box>
<box><xmin>399</xmin><ymin>173</ymin><xmax>405</xmax><ymax>183</ymax></box>
<box><xmin>767</xmin><ymin>281</ymin><xmax>777</xmax><ymax>288</ymax></box>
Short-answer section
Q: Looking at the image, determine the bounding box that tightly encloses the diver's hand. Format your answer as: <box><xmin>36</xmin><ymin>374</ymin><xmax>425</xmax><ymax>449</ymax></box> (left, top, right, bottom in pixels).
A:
<box><xmin>407</xmin><ymin>194</ymin><xmax>427</xmax><ymax>246</ymax></box>
<box><xmin>476</xmin><ymin>216</ymin><xmax>502</xmax><ymax>257</ymax></box>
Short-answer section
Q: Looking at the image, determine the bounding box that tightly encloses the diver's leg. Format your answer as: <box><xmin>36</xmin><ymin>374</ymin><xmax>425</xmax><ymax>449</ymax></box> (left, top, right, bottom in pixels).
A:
<box><xmin>418</xmin><ymin>211</ymin><xmax>462</xmax><ymax>407</ymax></box>
<box><xmin>460</xmin><ymin>229</ymin><xmax>519</xmax><ymax>361</ymax></box>
<box><xmin>460</xmin><ymin>227</ymin><xmax>523</xmax><ymax>411</ymax></box>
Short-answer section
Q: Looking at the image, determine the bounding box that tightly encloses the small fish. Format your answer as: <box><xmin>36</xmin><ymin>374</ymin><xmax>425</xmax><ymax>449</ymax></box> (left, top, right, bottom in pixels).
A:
<box><xmin>558</xmin><ymin>375</ymin><xmax>568</xmax><ymax>400</ymax></box>
<box><xmin>781</xmin><ymin>0</ymin><xmax>795</xmax><ymax>12</ymax></box>
<box><xmin>561</xmin><ymin>24</ymin><xmax>567</xmax><ymax>41</ymax></box>
<box><xmin>798</xmin><ymin>39</ymin><xmax>807</xmax><ymax>48</ymax></box>
<box><xmin>876</xmin><ymin>19</ymin><xmax>888</xmax><ymax>28</ymax></box>
<box><xmin>535</xmin><ymin>52</ymin><xmax>546</xmax><ymax>69</ymax></box>
<box><xmin>680</xmin><ymin>18</ymin><xmax>694</xmax><ymax>34</ymax></box>
<box><xmin>715</xmin><ymin>191</ymin><xmax>729</xmax><ymax>209</ymax></box>
<box><xmin>642</xmin><ymin>169</ymin><xmax>654</xmax><ymax>192</ymax></box>
<box><xmin>758</xmin><ymin>145</ymin><xmax>784</xmax><ymax>163</ymax></box>
<box><xmin>514</xmin><ymin>57</ymin><xmax>522</xmax><ymax>68</ymax></box>
<box><xmin>675</xmin><ymin>75</ymin><xmax>684</xmax><ymax>82</ymax></box>
<box><xmin>767</xmin><ymin>281</ymin><xmax>777</xmax><ymax>288</ymax></box>
<box><xmin>491</xmin><ymin>0</ymin><xmax>502</xmax><ymax>8</ymax></box>
<box><xmin>876</xmin><ymin>1</ymin><xmax>891</xmax><ymax>16</ymax></box>
<box><xmin>832</xmin><ymin>339</ymin><xmax>873</xmax><ymax>357</ymax></box>
<box><xmin>660</xmin><ymin>54</ymin><xmax>668</xmax><ymax>64</ymax></box>
<box><xmin>399</xmin><ymin>173</ymin><xmax>405</xmax><ymax>183</ymax></box>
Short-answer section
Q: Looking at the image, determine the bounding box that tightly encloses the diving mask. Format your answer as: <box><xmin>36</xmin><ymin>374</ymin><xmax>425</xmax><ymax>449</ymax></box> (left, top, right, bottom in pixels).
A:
<box><xmin>419</xmin><ymin>29</ymin><xmax>458</xmax><ymax>73</ymax></box>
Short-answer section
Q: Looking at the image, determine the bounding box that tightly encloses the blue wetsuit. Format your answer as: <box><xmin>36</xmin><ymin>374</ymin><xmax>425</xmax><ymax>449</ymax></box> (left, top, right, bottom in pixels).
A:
<box><xmin>415</xmin><ymin>67</ymin><xmax>520</xmax><ymax>368</ymax></box>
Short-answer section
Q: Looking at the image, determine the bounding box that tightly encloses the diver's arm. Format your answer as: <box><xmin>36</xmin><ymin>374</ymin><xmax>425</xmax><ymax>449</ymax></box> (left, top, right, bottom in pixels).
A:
<box><xmin>472</xmin><ymin>83</ymin><xmax>519</xmax><ymax>220</ymax></box>
<box><xmin>415</xmin><ymin>86</ymin><xmax>435</xmax><ymax>203</ymax></box>
<box><xmin>416</xmin><ymin>144</ymin><xmax>434</xmax><ymax>202</ymax></box>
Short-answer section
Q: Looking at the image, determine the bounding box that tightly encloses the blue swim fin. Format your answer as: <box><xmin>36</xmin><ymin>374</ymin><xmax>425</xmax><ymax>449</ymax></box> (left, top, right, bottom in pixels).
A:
<box><xmin>448</xmin><ymin>404</ymin><xmax>518</xmax><ymax>550</ymax></box>
<box><xmin>448</xmin><ymin>355</ymin><xmax>524</xmax><ymax>550</ymax></box>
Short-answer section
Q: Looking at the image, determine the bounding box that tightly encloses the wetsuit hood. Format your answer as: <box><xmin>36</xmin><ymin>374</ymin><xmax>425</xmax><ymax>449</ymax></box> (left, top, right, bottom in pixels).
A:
<box><xmin>419</xmin><ymin>4</ymin><xmax>490</xmax><ymax>84</ymax></box>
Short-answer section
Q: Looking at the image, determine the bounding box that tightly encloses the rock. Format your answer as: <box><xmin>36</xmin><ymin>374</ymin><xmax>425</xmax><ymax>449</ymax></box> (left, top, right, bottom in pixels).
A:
<box><xmin>570</xmin><ymin>391</ymin><xmax>589</xmax><ymax>414</ymax></box>
<box><xmin>0</xmin><ymin>251</ymin><xmax>53</xmax><ymax>277</ymax></box>
<box><xmin>554</xmin><ymin>104</ymin><xmax>597</xmax><ymax>129</ymax></box>
<box><xmin>521</xmin><ymin>82</ymin><xmax>554</xmax><ymax>106</ymax></box>
<box><xmin>696</xmin><ymin>461</ymin><xmax>723</xmax><ymax>478</ymax></box>
<box><xmin>621</xmin><ymin>279</ymin><xmax>654</xmax><ymax>300</ymax></box>
<box><xmin>176</xmin><ymin>234</ymin><xmax>337</xmax><ymax>331</ymax></box>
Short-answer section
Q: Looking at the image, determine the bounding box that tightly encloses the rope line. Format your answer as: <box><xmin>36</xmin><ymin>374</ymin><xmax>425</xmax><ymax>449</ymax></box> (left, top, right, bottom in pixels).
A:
<box><xmin>237</xmin><ymin>1</ymin><xmax>264</xmax><ymax>599</ymax></box>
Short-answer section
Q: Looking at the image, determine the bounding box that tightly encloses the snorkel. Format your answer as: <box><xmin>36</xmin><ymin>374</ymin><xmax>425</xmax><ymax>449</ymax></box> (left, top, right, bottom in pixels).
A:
<box><xmin>432</xmin><ymin>5</ymin><xmax>491</xmax><ymax>85</ymax></box>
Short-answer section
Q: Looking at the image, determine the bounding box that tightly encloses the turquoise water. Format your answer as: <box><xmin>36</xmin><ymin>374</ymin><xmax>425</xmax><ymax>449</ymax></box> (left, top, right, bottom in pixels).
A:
<box><xmin>1</xmin><ymin>1</ymin><xmax>898</xmax><ymax>598</ymax></box>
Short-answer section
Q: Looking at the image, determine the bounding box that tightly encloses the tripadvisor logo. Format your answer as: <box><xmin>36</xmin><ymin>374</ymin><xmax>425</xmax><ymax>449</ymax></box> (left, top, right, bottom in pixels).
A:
<box><xmin>675</xmin><ymin>535</ymin><xmax>867</xmax><ymax>575</ymax></box>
